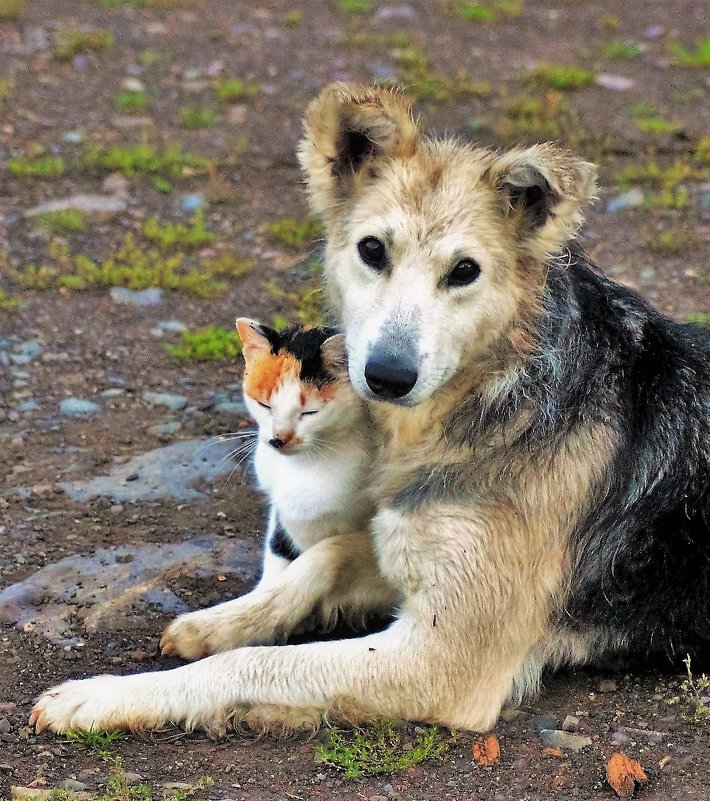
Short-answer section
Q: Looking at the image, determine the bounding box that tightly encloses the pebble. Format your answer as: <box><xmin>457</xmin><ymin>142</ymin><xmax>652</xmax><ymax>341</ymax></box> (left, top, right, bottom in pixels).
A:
<box><xmin>123</xmin><ymin>773</ymin><xmax>143</xmax><ymax>785</ymax></box>
<box><xmin>59</xmin><ymin>780</ymin><xmax>88</xmax><ymax>792</ymax></box>
<box><xmin>149</xmin><ymin>420</ymin><xmax>182</xmax><ymax>438</ymax></box>
<box><xmin>143</xmin><ymin>391</ymin><xmax>188</xmax><ymax>411</ymax></box>
<box><xmin>60</xmin><ymin>398</ymin><xmax>101</xmax><ymax>417</ymax></box>
<box><xmin>369</xmin><ymin>796</ymin><xmax>388</xmax><ymax>801</ymax></box>
<box><xmin>562</xmin><ymin>714</ymin><xmax>579</xmax><ymax>732</ymax></box>
<box><xmin>26</xmin><ymin>195</ymin><xmax>126</xmax><ymax>216</ymax></box>
<box><xmin>538</xmin><ymin>729</ymin><xmax>592</xmax><ymax>752</ymax></box>
<box><xmin>606</xmin><ymin>188</ymin><xmax>644</xmax><ymax>213</ymax></box>
<box><xmin>180</xmin><ymin>193</ymin><xmax>207</xmax><ymax>213</ymax></box>
<box><xmin>596</xmin><ymin>74</ymin><xmax>635</xmax><ymax>91</ymax></box>
<box><xmin>699</xmin><ymin>183</ymin><xmax>710</xmax><ymax>212</ymax></box>
<box><xmin>16</xmin><ymin>399</ymin><xmax>38</xmax><ymax>413</ymax></box>
<box><xmin>156</xmin><ymin>319</ymin><xmax>187</xmax><ymax>333</ymax></box>
<box><xmin>382</xmin><ymin>784</ymin><xmax>396</xmax><ymax>798</ymax></box>
<box><xmin>100</xmin><ymin>388</ymin><xmax>125</xmax><ymax>398</ymax></box>
<box><xmin>11</xmin><ymin>339</ymin><xmax>43</xmax><ymax>363</ymax></box>
<box><xmin>63</xmin><ymin>131</ymin><xmax>84</xmax><ymax>143</ymax></box>
<box><xmin>0</xmin><ymin>717</ymin><xmax>11</xmax><ymax>734</ymax></box>
<box><xmin>102</xmin><ymin>172</ymin><xmax>130</xmax><ymax>197</ymax></box>
<box><xmin>121</xmin><ymin>77</ymin><xmax>145</xmax><ymax>92</ymax></box>
<box><xmin>214</xmin><ymin>400</ymin><xmax>247</xmax><ymax>416</ymax></box>
<box><xmin>531</xmin><ymin>714</ymin><xmax>560</xmax><ymax>733</ymax></box>
<box><xmin>375</xmin><ymin>5</ymin><xmax>416</xmax><ymax>19</ymax></box>
<box><xmin>110</xmin><ymin>287</ymin><xmax>164</xmax><ymax>306</ymax></box>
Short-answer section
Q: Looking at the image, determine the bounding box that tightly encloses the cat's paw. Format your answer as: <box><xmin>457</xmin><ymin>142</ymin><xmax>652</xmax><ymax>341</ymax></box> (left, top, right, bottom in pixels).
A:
<box><xmin>30</xmin><ymin>675</ymin><xmax>157</xmax><ymax>734</ymax></box>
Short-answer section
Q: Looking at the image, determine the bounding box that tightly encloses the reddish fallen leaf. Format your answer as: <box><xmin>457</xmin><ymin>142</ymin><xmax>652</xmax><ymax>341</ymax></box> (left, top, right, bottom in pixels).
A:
<box><xmin>472</xmin><ymin>734</ymin><xmax>500</xmax><ymax>766</ymax></box>
<box><xmin>606</xmin><ymin>752</ymin><xmax>648</xmax><ymax>798</ymax></box>
<box><xmin>543</xmin><ymin>746</ymin><xmax>565</xmax><ymax>758</ymax></box>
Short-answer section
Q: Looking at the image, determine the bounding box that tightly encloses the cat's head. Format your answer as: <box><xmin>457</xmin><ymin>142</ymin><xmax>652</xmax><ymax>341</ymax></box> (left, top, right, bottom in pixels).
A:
<box><xmin>236</xmin><ymin>318</ymin><xmax>356</xmax><ymax>454</ymax></box>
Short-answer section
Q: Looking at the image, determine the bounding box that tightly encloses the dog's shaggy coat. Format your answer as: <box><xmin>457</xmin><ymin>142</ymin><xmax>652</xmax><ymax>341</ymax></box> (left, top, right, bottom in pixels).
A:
<box><xmin>31</xmin><ymin>84</ymin><xmax>710</xmax><ymax>735</ymax></box>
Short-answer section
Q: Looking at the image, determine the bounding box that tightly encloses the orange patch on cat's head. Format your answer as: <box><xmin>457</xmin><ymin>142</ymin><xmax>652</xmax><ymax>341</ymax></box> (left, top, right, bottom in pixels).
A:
<box><xmin>243</xmin><ymin>350</ymin><xmax>300</xmax><ymax>404</ymax></box>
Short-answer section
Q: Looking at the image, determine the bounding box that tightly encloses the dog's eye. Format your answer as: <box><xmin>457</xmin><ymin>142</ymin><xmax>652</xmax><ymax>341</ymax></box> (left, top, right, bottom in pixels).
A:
<box><xmin>446</xmin><ymin>259</ymin><xmax>481</xmax><ymax>288</ymax></box>
<box><xmin>357</xmin><ymin>237</ymin><xmax>387</xmax><ymax>270</ymax></box>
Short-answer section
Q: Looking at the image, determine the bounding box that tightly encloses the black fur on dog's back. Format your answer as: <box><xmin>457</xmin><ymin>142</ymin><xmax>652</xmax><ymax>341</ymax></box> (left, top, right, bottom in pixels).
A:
<box><xmin>465</xmin><ymin>245</ymin><xmax>710</xmax><ymax>662</ymax></box>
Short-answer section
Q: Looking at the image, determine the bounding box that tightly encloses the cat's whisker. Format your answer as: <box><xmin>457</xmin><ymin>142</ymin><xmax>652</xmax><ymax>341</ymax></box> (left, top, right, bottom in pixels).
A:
<box><xmin>210</xmin><ymin>441</ymin><xmax>257</xmax><ymax>476</ymax></box>
<box><xmin>196</xmin><ymin>431</ymin><xmax>257</xmax><ymax>458</ymax></box>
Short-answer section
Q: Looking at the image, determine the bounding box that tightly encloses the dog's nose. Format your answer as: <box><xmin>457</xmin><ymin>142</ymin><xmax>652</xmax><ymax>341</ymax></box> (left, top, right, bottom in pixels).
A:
<box><xmin>364</xmin><ymin>359</ymin><xmax>418</xmax><ymax>399</ymax></box>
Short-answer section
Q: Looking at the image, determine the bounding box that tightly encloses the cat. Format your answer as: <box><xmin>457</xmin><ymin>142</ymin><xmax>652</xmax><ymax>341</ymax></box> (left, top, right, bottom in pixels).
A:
<box><xmin>160</xmin><ymin>319</ymin><xmax>398</xmax><ymax>660</ymax></box>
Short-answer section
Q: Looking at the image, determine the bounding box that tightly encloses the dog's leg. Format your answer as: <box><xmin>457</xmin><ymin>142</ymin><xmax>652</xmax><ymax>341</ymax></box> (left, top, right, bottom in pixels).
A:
<box><xmin>160</xmin><ymin>533</ymin><xmax>397</xmax><ymax>658</ymax></box>
<box><xmin>31</xmin><ymin>502</ymin><xmax>561</xmax><ymax>736</ymax></box>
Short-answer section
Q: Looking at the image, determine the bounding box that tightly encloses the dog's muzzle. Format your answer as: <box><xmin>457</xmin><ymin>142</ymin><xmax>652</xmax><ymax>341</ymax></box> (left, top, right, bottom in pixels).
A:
<box><xmin>364</xmin><ymin>356</ymin><xmax>418</xmax><ymax>400</ymax></box>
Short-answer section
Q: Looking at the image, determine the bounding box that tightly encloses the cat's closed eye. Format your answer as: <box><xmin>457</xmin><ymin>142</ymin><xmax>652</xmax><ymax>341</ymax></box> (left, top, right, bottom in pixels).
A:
<box><xmin>300</xmin><ymin>410</ymin><xmax>318</xmax><ymax>417</ymax></box>
<box><xmin>258</xmin><ymin>401</ymin><xmax>271</xmax><ymax>410</ymax></box>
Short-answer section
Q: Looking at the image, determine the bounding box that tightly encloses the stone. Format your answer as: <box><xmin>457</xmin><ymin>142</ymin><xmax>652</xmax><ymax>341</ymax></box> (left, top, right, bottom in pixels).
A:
<box><xmin>149</xmin><ymin>421</ymin><xmax>182</xmax><ymax>438</ymax></box>
<box><xmin>562</xmin><ymin>715</ymin><xmax>579</xmax><ymax>732</ymax></box>
<box><xmin>0</xmin><ymin>718</ymin><xmax>11</xmax><ymax>734</ymax></box>
<box><xmin>102</xmin><ymin>172</ymin><xmax>130</xmax><ymax>197</ymax></box>
<box><xmin>26</xmin><ymin>195</ymin><xmax>126</xmax><ymax>217</ymax></box>
<box><xmin>596</xmin><ymin>74</ymin><xmax>635</xmax><ymax>91</ymax></box>
<box><xmin>180</xmin><ymin>193</ymin><xmax>206</xmax><ymax>213</ymax></box>
<box><xmin>60</xmin><ymin>398</ymin><xmax>100</xmax><ymax>417</ymax></box>
<box><xmin>100</xmin><ymin>388</ymin><xmax>125</xmax><ymax>398</ymax></box>
<box><xmin>156</xmin><ymin>319</ymin><xmax>187</xmax><ymax>333</ymax></box>
<box><xmin>214</xmin><ymin>401</ymin><xmax>247</xmax><ymax>416</ymax></box>
<box><xmin>531</xmin><ymin>714</ymin><xmax>560</xmax><ymax>733</ymax></box>
<box><xmin>110</xmin><ymin>287</ymin><xmax>163</xmax><ymax>306</ymax></box>
<box><xmin>16</xmin><ymin>400</ymin><xmax>38</xmax><ymax>413</ymax></box>
<box><xmin>121</xmin><ymin>77</ymin><xmax>145</xmax><ymax>92</ymax></box>
<box><xmin>538</xmin><ymin>729</ymin><xmax>592</xmax><ymax>753</ymax></box>
<box><xmin>59</xmin><ymin>780</ymin><xmax>88</xmax><ymax>792</ymax></box>
<box><xmin>143</xmin><ymin>391</ymin><xmax>188</xmax><ymax>411</ymax></box>
<box><xmin>606</xmin><ymin>188</ymin><xmax>644</xmax><ymax>213</ymax></box>
<box><xmin>11</xmin><ymin>339</ymin><xmax>43</xmax><ymax>362</ymax></box>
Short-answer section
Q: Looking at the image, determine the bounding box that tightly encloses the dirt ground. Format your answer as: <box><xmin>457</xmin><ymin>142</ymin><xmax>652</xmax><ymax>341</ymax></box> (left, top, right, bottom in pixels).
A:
<box><xmin>1</xmin><ymin>1</ymin><xmax>710</xmax><ymax>799</ymax></box>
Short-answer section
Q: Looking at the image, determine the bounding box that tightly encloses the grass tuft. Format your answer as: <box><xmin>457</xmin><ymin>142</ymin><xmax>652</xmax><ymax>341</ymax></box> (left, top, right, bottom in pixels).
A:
<box><xmin>0</xmin><ymin>0</ymin><xmax>24</xmax><ymax>20</ymax></box>
<box><xmin>84</xmin><ymin>142</ymin><xmax>209</xmax><ymax>178</ymax></box>
<box><xmin>54</xmin><ymin>28</ymin><xmax>114</xmax><ymax>60</ymax></box>
<box><xmin>114</xmin><ymin>90</ymin><xmax>149</xmax><ymax>114</ymax></box>
<box><xmin>315</xmin><ymin>719</ymin><xmax>448</xmax><ymax>779</ymax></box>
<box><xmin>141</xmin><ymin>210</ymin><xmax>215</xmax><ymax>250</ymax></box>
<box><xmin>672</xmin><ymin>35</ymin><xmax>710</xmax><ymax>68</ymax></box>
<box><xmin>602</xmin><ymin>39</ymin><xmax>642</xmax><ymax>59</ymax></box>
<box><xmin>680</xmin><ymin>655</ymin><xmax>710</xmax><ymax>721</ymax></box>
<box><xmin>213</xmin><ymin>78</ymin><xmax>260</xmax><ymax>103</ymax></box>
<box><xmin>66</xmin><ymin>729</ymin><xmax>124</xmax><ymax>761</ymax></box>
<box><xmin>453</xmin><ymin>0</ymin><xmax>523</xmax><ymax>22</ymax></box>
<box><xmin>35</xmin><ymin>209</ymin><xmax>86</xmax><ymax>235</ymax></box>
<box><xmin>524</xmin><ymin>62</ymin><xmax>595</xmax><ymax>91</ymax></box>
<box><xmin>166</xmin><ymin>326</ymin><xmax>241</xmax><ymax>360</ymax></box>
<box><xmin>643</xmin><ymin>220</ymin><xmax>698</xmax><ymax>255</ymax></box>
<box><xmin>336</xmin><ymin>0</ymin><xmax>372</xmax><ymax>13</ymax></box>
<box><xmin>179</xmin><ymin>105</ymin><xmax>217</xmax><ymax>129</ymax></box>
<box><xmin>0</xmin><ymin>288</ymin><xmax>25</xmax><ymax>312</ymax></box>
<box><xmin>266</xmin><ymin>216</ymin><xmax>324</xmax><ymax>249</ymax></box>
<box><xmin>8</xmin><ymin>155</ymin><xmax>65</xmax><ymax>178</ymax></box>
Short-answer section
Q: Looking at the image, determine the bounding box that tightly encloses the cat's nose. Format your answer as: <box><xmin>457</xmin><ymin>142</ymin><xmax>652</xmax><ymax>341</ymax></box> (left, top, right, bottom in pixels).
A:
<box><xmin>270</xmin><ymin>430</ymin><xmax>295</xmax><ymax>449</ymax></box>
<box><xmin>269</xmin><ymin>438</ymin><xmax>286</xmax><ymax>449</ymax></box>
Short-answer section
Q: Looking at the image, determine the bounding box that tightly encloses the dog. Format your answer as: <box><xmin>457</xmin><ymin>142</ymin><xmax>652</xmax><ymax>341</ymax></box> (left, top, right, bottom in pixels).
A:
<box><xmin>31</xmin><ymin>83</ymin><xmax>710</xmax><ymax>735</ymax></box>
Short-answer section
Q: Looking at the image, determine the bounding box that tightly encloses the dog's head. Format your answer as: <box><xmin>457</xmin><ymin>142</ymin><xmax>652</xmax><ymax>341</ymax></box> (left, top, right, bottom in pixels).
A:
<box><xmin>299</xmin><ymin>83</ymin><xmax>598</xmax><ymax>407</ymax></box>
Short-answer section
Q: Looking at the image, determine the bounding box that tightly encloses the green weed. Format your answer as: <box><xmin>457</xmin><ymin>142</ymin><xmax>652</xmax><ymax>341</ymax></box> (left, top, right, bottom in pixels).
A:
<box><xmin>166</xmin><ymin>326</ymin><xmax>241</xmax><ymax>361</ymax></box>
<box><xmin>680</xmin><ymin>655</ymin><xmax>710</xmax><ymax>722</ymax></box>
<box><xmin>393</xmin><ymin>46</ymin><xmax>489</xmax><ymax>102</ymax></box>
<box><xmin>179</xmin><ymin>105</ymin><xmax>217</xmax><ymax>129</ymax></box>
<box><xmin>315</xmin><ymin>719</ymin><xmax>448</xmax><ymax>779</ymax></box>
<box><xmin>141</xmin><ymin>210</ymin><xmax>215</xmax><ymax>250</ymax></box>
<box><xmin>114</xmin><ymin>90</ymin><xmax>149</xmax><ymax>114</ymax></box>
<box><xmin>35</xmin><ymin>209</ymin><xmax>86</xmax><ymax>235</ymax></box>
<box><xmin>8</xmin><ymin>155</ymin><xmax>65</xmax><ymax>178</ymax></box>
<box><xmin>694</xmin><ymin>137</ymin><xmax>710</xmax><ymax>164</ymax></box>
<box><xmin>628</xmin><ymin>100</ymin><xmax>658</xmax><ymax>119</ymax></box>
<box><xmin>336</xmin><ymin>0</ymin><xmax>372</xmax><ymax>13</ymax></box>
<box><xmin>84</xmin><ymin>142</ymin><xmax>209</xmax><ymax>178</ymax></box>
<box><xmin>602</xmin><ymin>39</ymin><xmax>642</xmax><ymax>59</ymax></box>
<box><xmin>266</xmin><ymin>216</ymin><xmax>323</xmax><ymax>249</ymax></box>
<box><xmin>0</xmin><ymin>0</ymin><xmax>24</xmax><ymax>20</ymax></box>
<box><xmin>524</xmin><ymin>62</ymin><xmax>595</xmax><ymax>91</ymax></box>
<box><xmin>644</xmin><ymin>188</ymin><xmax>690</xmax><ymax>210</ymax></box>
<box><xmin>65</xmin><ymin>729</ymin><xmax>123</xmax><ymax>761</ymax></box>
<box><xmin>0</xmin><ymin>289</ymin><xmax>24</xmax><ymax>312</ymax></box>
<box><xmin>54</xmin><ymin>28</ymin><xmax>114</xmax><ymax>60</ymax></box>
<box><xmin>453</xmin><ymin>0</ymin><xmax>523</xmax><ymax>22</ymax></box>
<box><xmin>636</xmin><ymin>117</ymin><xmax>682</xmax><ymax>136</ymax></box>
<box><xmin>0</xmin><ymin>79</ymin><xmax>11</xmax><ymax>111</ymax></box>
<box><xmin>138</xmin><ymin>49</ymin><xmax>165</xmax><ymax>66</ymax></box>
<box><xmin>673</xmin><ymin>34</ymin><xmax>710</xmax><ymax>68</ymax></box>
<box><xmin>687</xmin><ymin>313</ymin><xmax>710</xmax><ymax>325</ymax></box>
<box><xmin>265</xmin><ymin>275</ymin><xmax>326</xmax><ymax>326</ymax></box>
<box><xmin>283</xmin><ymin>9</ymin><xmax>303</xmax><ymax>26</ymax></box>
<box><xmin>213</xmin><ymin>78</ymin><xmax>260</xmax><ymax>103</ymax></box>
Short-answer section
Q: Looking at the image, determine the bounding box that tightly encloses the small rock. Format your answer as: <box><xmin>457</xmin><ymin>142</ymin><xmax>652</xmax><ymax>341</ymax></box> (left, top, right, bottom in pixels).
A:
<box><xmin>596</xmin><ymin>74</ymin><xmax>635</xmax><ymax>91</ymax></box>
<box><xmin>369</xmin><ymin>796</ymin><xmax>388</xmax><ymax>801</ymax></box>
<box><xmin>598</xmin><ymin>678</ymin><xmax>618</xmax><ymax>693</ymax></box>
<box><xmin>644</xmin><ymin>25</ymin><xmax>665</xmax><ymax>39</ymax></box>
<box><xmin>121</xmin><ymin>77</ymin><xmax>145</xmax><ymax>92</ymax></box>
<box><xmin>149</xmin><ymin>420</ymin><xmax>182</xmax><ymax>438</ymax></box>
<box><xmin>214</xmin><ymin>401</ymin><xmax>247</xmax><ymax>416</ymax></box>
<box><xmin>12</xmin><ymin>339</ymin><xmax>43</xmax><ymax>362</ymax></box>
<box><xmin>100</xmin><ymin>388</ymin><xmax>125</xmax><ymax>398</ymax></box>
<box><xmin>59</xmin><ymin>780</ymin><xmax>88</xmax><ymax>792</ymax></box>
<box><xmin>63</xmin><ymin>131</ymin><xmax>84</xmax><ymax>143</ymax></box>
<box><xmin>26</xmin><ymin>195</ymin><xmax>126</xmax><ymax>217</ymax></box>
<box><xmin>531</xmin><ymin>714</ymin><xmax>560</xmax><ymax>733</ymax></box>
<box><xmin>16</xmin><ymin>400</ymin><xmax>38</xmax><ymax>413</ymax></box>
<box><xmin>123</xmin><ymin>773</ymin><xmax>143</xmax><ymax>785</ymax></box>
<box><xmin>60</xmin><ymin>398</ymin><xmax>100</xmax><ymax>417</ymax></box>
<box><xmin>0</xmin><ymin>718</ymin><xmax>11</xmax><ymax>734</ymax></box>
<box><xmin>156</xmin><ymin>319</ymin><xmax>187</xmax><ymax>333</ymax></box>
<box><xmin>143</xmin><ymin>391</ymin><xmax>188</xmax><ymax>411</ymax></box>
<box><xmin>382</xmin><ymin>784</ymin><xmax>396</xmax><ymax>798</ymax></box>
<box><xmin>110</xmin><ymin>287</ymin><xmax>164</xmax><ymax>306</ymax></box>
<box><xmin>375</xmin><ymin>5</ymin><xmax>416</xmax><ymax>19</ymax></box>
<box><xmin>102</xmin><ymin>172</ymin><xmax>130</xmax><ymax>197</ymax></box>
<box><xmin>562</xmin><ymin>715</ymin><xmax>579</xmax><ymax>732</ymax></box>
<box><xmin>606</xmin><ymin>188</ymin><xmax>644</xmax><ymax>213</ymax></box>
<box><xmin>0</xmin><ymin>732</ymin><xmax>18</xmax><ymax>743</ymax></box>
<box><xmin>539</xmin><ymin>729</ymin><xmax>592</xmax><ymax>753</ymax></box>
<box><xmin>180</xmin><ymin>193</ymin><xmax>206</xmax><ymax>213</ymax></box>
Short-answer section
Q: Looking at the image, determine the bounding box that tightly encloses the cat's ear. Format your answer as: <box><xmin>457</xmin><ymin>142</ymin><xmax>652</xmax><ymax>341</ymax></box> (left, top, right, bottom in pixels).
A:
<box><xmin>321</xmin><ymin>333</ymin><xmax>348</xmax><ymax>378</ymax></box>
<box><xmin>236</xmin><ymin>318</ymin><xmax>272</xmax><ymax>362</ymax></box>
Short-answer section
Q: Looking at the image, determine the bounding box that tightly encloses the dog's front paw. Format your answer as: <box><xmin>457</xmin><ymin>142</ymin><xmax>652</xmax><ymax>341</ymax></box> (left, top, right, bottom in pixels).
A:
<box><xmin>160</xmin><ymin>611</ymin><xmax>228</xmax><ymax>660</ymax></box>
<box><xmin>30</xmin><ymin>675</ymin><xmax>157</xmax><ymax>734</ymax></box>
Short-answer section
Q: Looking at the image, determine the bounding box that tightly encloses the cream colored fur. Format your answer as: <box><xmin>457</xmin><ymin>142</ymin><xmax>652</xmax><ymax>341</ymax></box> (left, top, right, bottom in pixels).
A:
<box><xmin>31</xmin><ymin>84</ymin><xmax>613</xmax><ymax>737</ymax></box>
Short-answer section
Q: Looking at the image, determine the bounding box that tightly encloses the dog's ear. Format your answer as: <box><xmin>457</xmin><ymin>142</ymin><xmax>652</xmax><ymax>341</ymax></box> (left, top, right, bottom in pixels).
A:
<box><xmin>298</xmin><ymin>82</ymin><xmax>419</xmax><ymax>218</ymax></box>
<box><xmin>484</xmin><ymin>143</ymin><xmax>598</xmax><ymax>262</ymax></box>
<box><xmin>235</xmin><ymin>318</ymin><xmax>273</xmax><ymax>363</ymax></box>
